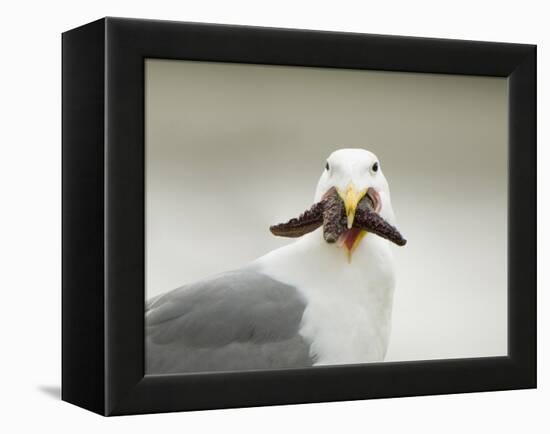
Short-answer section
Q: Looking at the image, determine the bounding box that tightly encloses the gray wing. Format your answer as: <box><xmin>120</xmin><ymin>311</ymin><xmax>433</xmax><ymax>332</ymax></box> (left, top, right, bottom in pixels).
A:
<box><xmin>146</xmin><ymin>269</ymin><xmax>313</xmax><ymax>374</ymax></box>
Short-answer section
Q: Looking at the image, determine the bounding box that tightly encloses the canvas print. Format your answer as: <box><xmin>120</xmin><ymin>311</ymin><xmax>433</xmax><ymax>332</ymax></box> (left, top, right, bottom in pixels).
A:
<box><xmin>145</xmin><ymin>59</ymin><xmax>507</xmax><ymax>374</ymax></box>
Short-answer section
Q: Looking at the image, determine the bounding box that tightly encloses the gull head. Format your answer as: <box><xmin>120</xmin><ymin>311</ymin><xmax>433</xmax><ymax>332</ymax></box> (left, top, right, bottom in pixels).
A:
<box><xmin>314</xmin><ymin>148</ymin><xmax>397</xmax><ymax>256</ymax></box>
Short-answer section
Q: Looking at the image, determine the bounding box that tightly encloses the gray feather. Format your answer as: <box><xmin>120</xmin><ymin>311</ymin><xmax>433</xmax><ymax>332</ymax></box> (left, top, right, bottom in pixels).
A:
<box><xmin>146</xmin><ymin>269</ymin><xmax>313</xmax><ymax>374</ymax></box>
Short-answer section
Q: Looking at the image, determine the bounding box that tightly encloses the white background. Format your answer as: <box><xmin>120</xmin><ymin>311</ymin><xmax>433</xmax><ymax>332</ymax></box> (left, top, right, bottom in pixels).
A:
<box><xmin>0</xmin><ymin>0</ymin><xmax>546</xmax><ymax>432</ymax></box>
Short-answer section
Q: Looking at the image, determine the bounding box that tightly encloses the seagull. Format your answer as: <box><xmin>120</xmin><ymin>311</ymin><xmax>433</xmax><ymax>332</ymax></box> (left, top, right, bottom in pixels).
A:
<box><xmin>146</xmin><ymin>148</ymin><xmax>405</xmax><ymax>374</ymax></box>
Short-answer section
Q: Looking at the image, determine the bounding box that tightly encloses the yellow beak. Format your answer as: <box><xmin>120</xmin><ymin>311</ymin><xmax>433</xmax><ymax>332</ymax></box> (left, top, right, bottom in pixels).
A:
<box><xmin>337</xmin><ymin>184</ymin><xmax>368</xmax><ymax>229</ymax></box>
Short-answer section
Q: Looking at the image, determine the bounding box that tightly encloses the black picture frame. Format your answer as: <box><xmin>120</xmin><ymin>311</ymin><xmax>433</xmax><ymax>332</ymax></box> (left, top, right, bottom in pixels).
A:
<box><xmin>62</xmin><ymin>17</ymin><xmax>536</xmax><ymax>416</ymax></box>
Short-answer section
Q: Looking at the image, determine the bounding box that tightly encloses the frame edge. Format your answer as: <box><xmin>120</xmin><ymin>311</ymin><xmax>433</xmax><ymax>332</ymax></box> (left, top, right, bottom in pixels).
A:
<box><xmin>62</xmin><ymin>18</ymin><xmax>107</xmax><ymax>415</ymax></box>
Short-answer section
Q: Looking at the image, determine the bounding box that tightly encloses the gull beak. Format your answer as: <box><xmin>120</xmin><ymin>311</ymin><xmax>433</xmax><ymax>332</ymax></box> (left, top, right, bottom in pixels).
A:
<box><xmin>337</xmin><ymin>184</ymin><xmax>368</xmax><ymax>229</ymax></box>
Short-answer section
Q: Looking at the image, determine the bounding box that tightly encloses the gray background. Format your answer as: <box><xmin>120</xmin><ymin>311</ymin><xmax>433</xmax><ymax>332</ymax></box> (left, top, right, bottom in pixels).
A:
<box><xmin>145</xmin><ymin>59</ymin><xmax>508</xmax><ymax>362</ymax></box>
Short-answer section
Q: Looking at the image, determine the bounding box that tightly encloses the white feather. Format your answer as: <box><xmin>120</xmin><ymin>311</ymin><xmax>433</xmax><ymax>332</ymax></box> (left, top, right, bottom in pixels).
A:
<box><xmin>254</xmin><ymin>231</ymin><xmax>395</xmax><ymax>364</ymax></box>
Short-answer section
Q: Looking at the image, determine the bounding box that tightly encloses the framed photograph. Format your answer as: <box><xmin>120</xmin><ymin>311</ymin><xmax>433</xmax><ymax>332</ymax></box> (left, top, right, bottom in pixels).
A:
<box><xmin>62</xmin><ymin>17</ymin><xmax>536</xmax><ymax>416</ymax></box>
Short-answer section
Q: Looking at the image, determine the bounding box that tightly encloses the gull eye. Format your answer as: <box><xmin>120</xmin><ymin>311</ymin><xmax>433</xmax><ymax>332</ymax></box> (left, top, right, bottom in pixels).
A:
<box><xmin>371</xmin><ymin>162</ymin><xmax>379</xmax><ymax>173</ymax></box>
<box><xmin>325</xmin><ymin>161</ymin><xmax>330</xmax><ymax>171</ymax></box>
